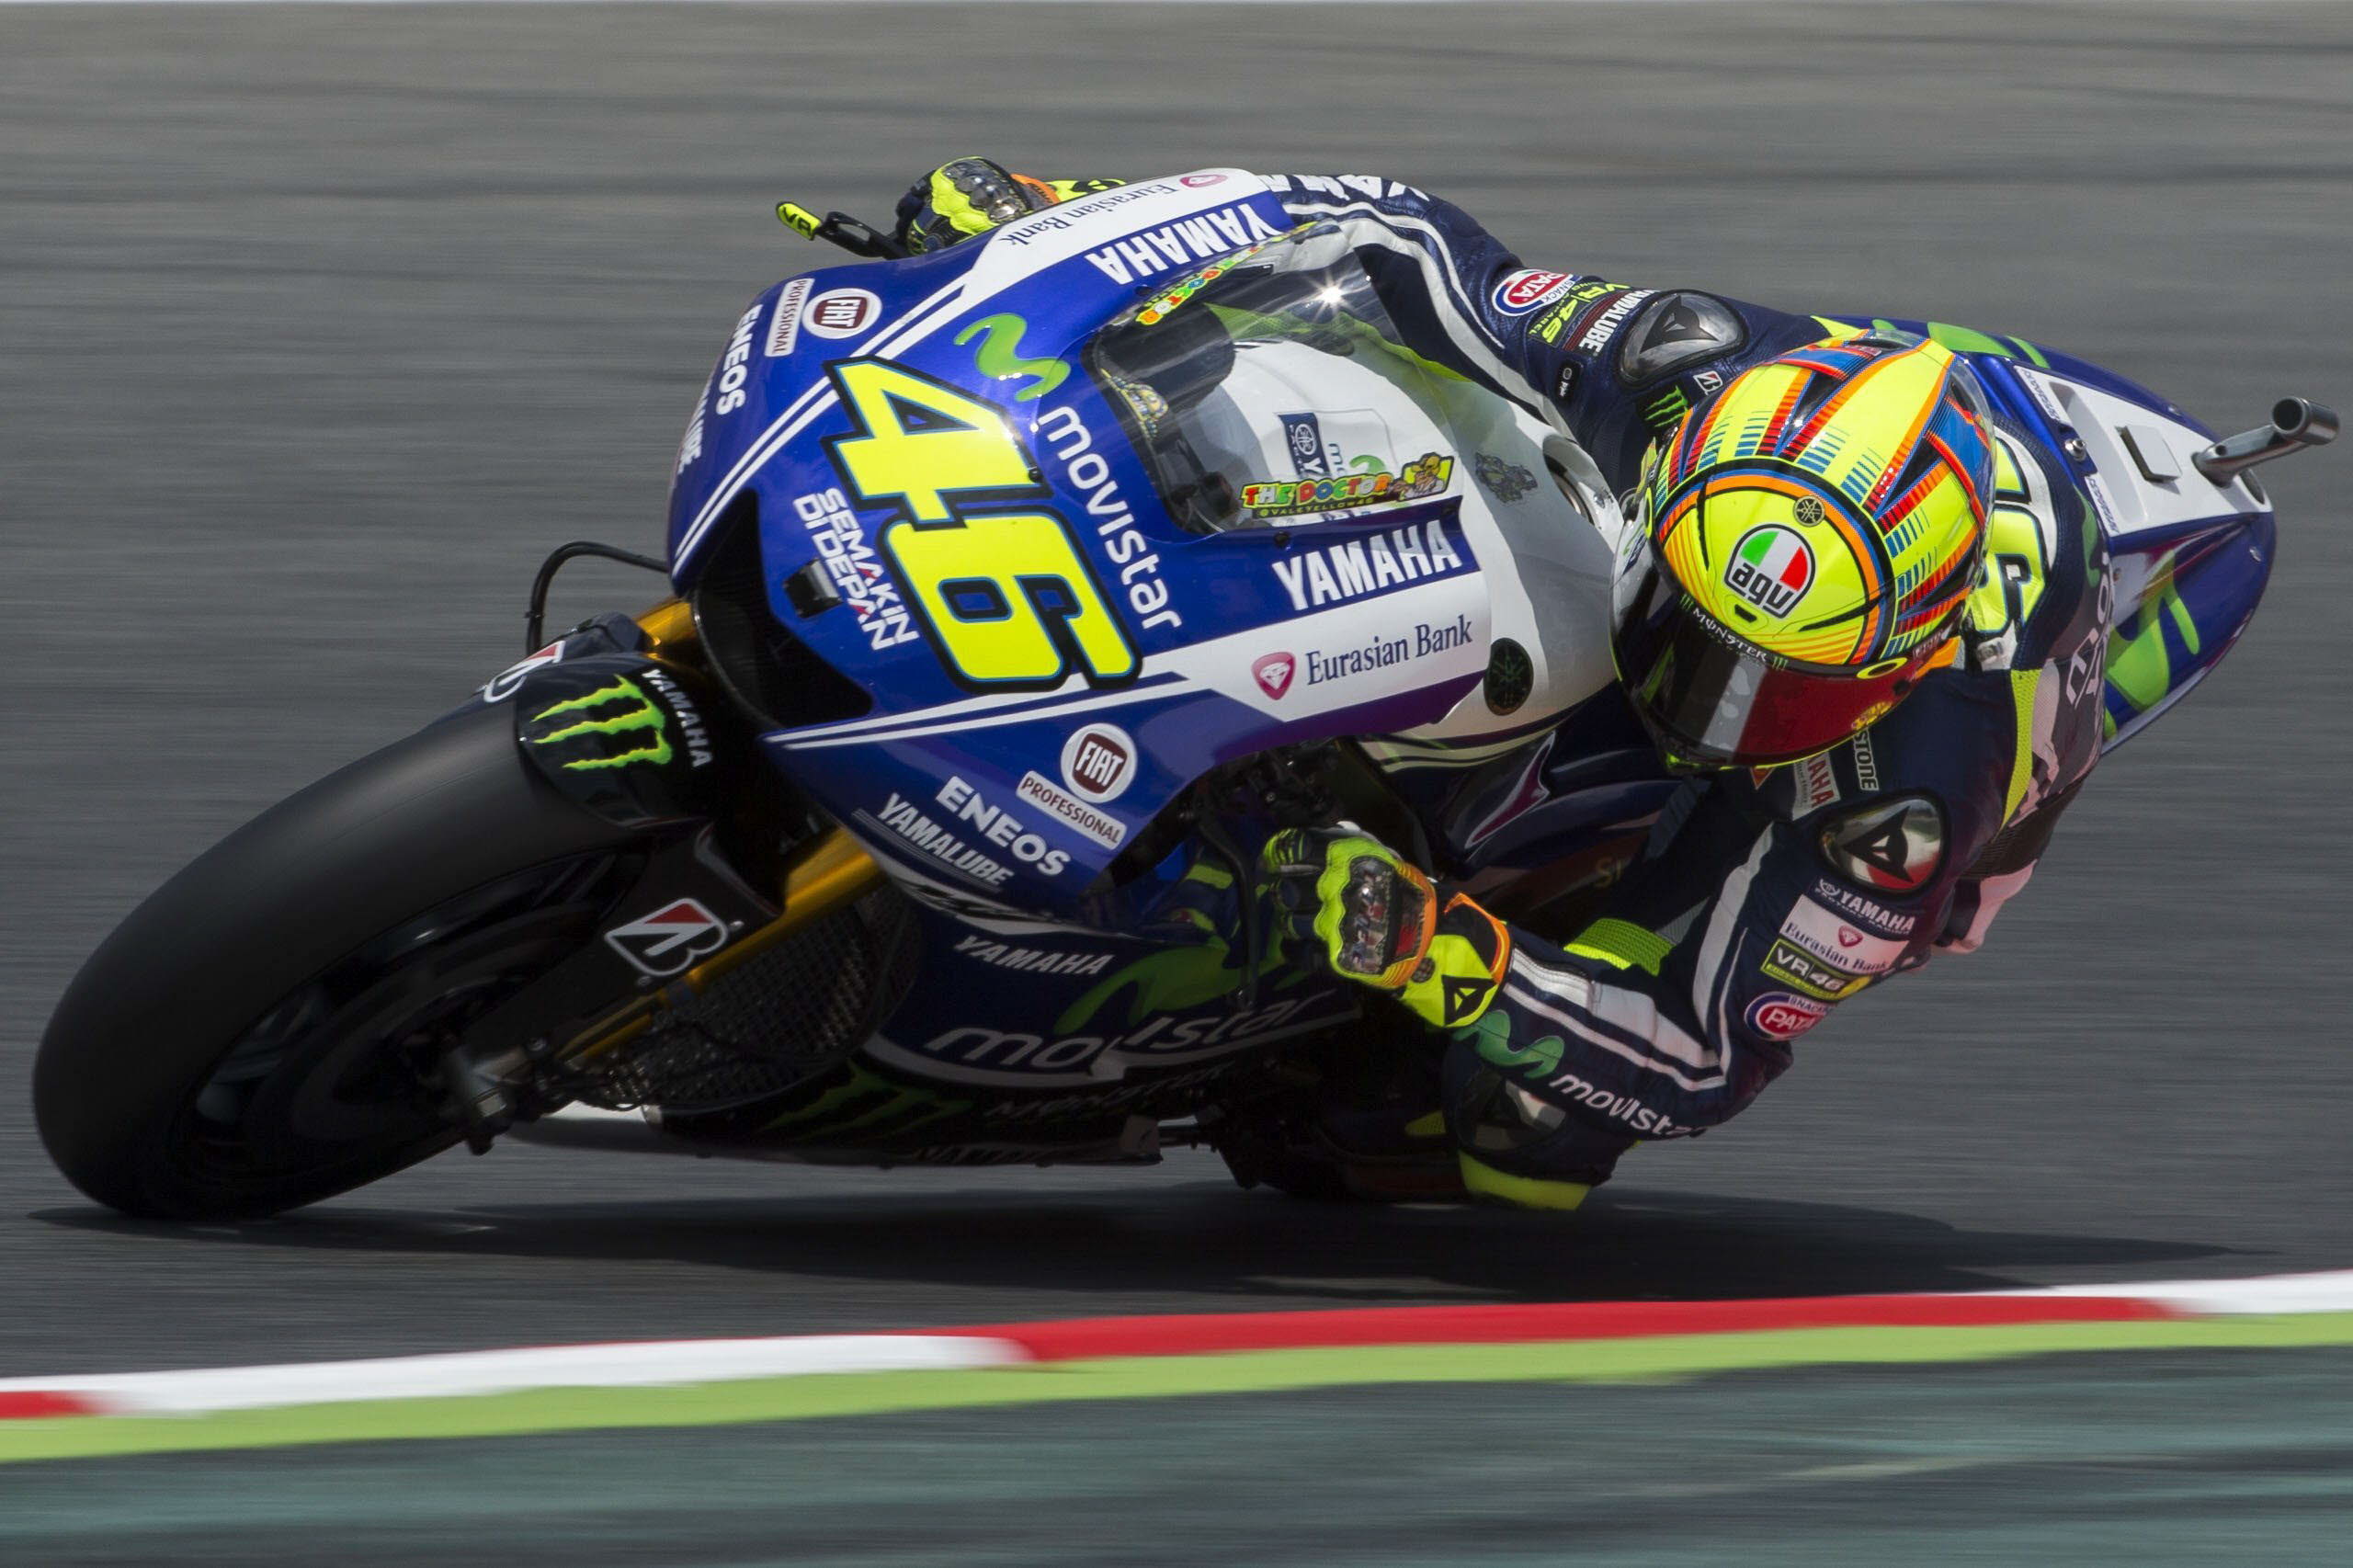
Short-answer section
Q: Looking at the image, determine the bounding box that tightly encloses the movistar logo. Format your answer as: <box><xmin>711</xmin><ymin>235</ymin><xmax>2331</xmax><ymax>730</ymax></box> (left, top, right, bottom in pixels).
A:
<box><xmin>527</xmin><ymin>676</ymin><xmax>671</xmax><ymax>771</ymax></box>
<box><xmin>954</xmin><ymin>313</ymin><xmax>1068</xmax><ymax>403</ymax></box>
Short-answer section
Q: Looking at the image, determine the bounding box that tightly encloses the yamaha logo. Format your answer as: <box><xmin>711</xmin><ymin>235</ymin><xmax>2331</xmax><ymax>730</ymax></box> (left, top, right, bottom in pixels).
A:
<box><xmin>1059</xmin><ymin>723</ymin><xmax>1136</xmax><ymax>803</ymax></box>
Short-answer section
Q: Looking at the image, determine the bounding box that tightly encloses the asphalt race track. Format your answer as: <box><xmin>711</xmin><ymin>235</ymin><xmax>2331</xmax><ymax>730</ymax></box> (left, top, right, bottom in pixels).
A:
<box><xmin>2</xmin><ymin>2</ymin><xmax>2349</xmax><ymax>1558</ymax></box>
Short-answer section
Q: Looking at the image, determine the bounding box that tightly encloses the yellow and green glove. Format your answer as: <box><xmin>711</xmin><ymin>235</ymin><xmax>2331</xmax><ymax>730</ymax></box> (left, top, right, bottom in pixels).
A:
<box><xmin>1259</xmin><ymin>828</ymin><xmax>1512</xmax><ymax>1029</ymax></box>
<box><xmin>892</xmin><ymin>159</ymin><xmax>1126</xmax><ymax>254</ymax></box>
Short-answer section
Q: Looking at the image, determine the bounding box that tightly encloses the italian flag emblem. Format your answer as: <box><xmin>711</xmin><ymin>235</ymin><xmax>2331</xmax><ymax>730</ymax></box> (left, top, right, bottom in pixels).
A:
<box><xmin>1728</xmin><ymin>525</ymin><xmax>1815</xmax><ymax>616</ymax></box>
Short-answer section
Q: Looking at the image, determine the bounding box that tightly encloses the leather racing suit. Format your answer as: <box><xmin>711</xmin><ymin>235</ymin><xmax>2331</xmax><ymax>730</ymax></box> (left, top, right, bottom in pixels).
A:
<box><xmin>897</xmin><ymin>167</ymin><xmax>2112</xmax><ymax>1205</ymax></box>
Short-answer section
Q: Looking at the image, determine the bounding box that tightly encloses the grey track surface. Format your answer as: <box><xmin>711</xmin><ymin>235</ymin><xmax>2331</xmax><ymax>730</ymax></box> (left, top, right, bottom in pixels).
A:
<box><xmin>5</xmin><ymin>1</ymin><xmax>2352</xmax><ymax>1388</ymax></box>
<box><xmin>8</xmin><ymin>1348</ymin><xmax>2353</xmax><ymax>1565</ymax></box>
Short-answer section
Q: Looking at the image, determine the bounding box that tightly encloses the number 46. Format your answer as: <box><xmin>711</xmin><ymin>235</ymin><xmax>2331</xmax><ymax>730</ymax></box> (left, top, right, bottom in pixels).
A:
<box><xmin>824</xmin><ymin>359</ymin><xmax>1138</xmax><ymax>690</ymax></box>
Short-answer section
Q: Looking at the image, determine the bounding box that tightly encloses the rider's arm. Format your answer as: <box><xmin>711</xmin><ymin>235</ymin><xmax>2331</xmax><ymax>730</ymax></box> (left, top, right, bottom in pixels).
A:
<box><xmin>890</xmin><ymin>163</ymin><xmax>1822</xmax><ymax>480</ymax></box>
<box><xmin>1439</xmin><ymin>677</ymin><xmax>2028</xmax><ymax>1206</ymax></box>
<box><xmin>1258</xmin><ymin>175</ymin><xmax>1826</xmax><ymax>480</ymax></box>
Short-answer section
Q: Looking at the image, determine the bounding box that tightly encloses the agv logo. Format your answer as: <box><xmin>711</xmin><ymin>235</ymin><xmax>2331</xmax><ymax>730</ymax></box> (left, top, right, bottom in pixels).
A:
<box><xmin>1725</xmin><ymin>525</ymin><xmax>1814</xmax><ymax>618</ymax></box>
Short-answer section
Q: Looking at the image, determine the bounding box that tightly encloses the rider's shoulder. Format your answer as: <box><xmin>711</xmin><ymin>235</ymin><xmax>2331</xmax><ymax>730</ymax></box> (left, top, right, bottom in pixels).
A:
<box><xmin>1745</xmin><ymin>674</ymin><xmax>2020</xmax><ymax>891</ymax></box>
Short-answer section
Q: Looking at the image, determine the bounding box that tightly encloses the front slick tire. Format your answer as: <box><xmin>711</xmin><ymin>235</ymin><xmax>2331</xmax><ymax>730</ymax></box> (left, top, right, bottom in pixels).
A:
<box><xmin>33</xmin><ymin>704</ymin><xmax>642</xmax><ymax>1221</ymax></box>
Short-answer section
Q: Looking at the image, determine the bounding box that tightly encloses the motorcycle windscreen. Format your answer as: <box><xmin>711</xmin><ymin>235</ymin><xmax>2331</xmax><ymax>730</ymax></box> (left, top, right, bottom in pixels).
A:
<box><xmin>1078</xmin><ymin>222</ymin><xmax>1469</xmax><ymax>537</ymax></box>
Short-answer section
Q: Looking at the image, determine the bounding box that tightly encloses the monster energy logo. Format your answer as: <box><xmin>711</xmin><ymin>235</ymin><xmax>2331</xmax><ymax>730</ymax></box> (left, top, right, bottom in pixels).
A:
<box><xmin>527</xmin><ymin>676</ymin><xmax>672</xmax><ymax>771</ymax></box>
<box><xmin>1643</xmin><ymin>387</ymin><xmax>1692</xmax><ymax>432</ymax></box>
<box><xmin>762</xmin><ymin>1062</ymin><xmax>969</xmax><ymax>1140</ymax></box>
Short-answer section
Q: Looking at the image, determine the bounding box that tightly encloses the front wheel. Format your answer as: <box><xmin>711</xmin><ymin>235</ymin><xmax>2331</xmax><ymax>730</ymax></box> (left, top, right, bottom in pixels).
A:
<box><xmin>33</xmin><ymin>705</ymin><xmax>645</xmax><ymax>1220</ymax></box>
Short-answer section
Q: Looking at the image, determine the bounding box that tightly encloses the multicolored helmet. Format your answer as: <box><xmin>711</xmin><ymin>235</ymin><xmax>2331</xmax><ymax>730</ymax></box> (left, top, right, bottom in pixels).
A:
<box><xmin>1609</xmin><ymin>329</ymin><xmax>1996</xmax><ymax>768</ymax></box>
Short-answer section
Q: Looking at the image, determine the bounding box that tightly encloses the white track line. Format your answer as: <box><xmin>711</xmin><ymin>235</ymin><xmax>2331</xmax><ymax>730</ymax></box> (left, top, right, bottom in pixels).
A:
<box><xmin>0</xmin><ymin>1335</ymin><xmax>1020</xmax><ymax>1416</ymax></box>
<box><xmin>1996</xmin><ymin>1268</ymin><xmax>2353</xmax><ymax>1317</ymax></box>
<box><xmin>6</xmin><ymin>1268</ymin><xmax>2351</xmax><ymax>1420</ymax></box>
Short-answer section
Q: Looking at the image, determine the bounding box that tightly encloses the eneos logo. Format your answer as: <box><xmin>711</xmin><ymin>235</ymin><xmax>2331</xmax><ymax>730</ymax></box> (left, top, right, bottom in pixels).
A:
<box><xmin>1725</xmin><ymin>524</ymin><xmax>1815</xmax><ymax>617</ymax></box>
<box><xmin>1492</xmin><ymin>269</ymin><xmax>1572</xmax><ymax>315</ymax></box>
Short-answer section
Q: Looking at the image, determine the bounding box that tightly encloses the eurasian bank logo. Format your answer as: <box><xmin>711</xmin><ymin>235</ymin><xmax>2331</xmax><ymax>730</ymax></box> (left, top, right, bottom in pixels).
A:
<box><xmin>525</xmin><ymin>676</ymin><xmax>672</xmax><ymax>772</ymax></box>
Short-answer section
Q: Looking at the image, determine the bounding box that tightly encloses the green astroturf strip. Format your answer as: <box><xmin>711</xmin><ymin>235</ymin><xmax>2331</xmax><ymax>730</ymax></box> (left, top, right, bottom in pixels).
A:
<box><xmin>6</xmin><ymin>1313</ymin><xmax>2353</xmax><ymax>1467</ymax></box>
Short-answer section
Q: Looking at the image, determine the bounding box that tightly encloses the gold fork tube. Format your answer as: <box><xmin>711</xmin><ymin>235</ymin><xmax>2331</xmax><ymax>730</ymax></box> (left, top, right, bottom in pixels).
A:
<box><xmin>559</xmin><ymin>599</ymin><xmax>888</xmax><ymax>1060</ymax></box>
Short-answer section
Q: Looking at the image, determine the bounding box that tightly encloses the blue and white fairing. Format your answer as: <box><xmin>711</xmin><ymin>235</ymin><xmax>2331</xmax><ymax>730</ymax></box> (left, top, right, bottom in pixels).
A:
<box><xmin>659</xmin><ymin>175</ymin><xmax>1596</xmax><ymax>923</ymax></box>
<box><xmin>1981</xmin><ymin>348</ymin><xmax>2275</xmax><ymax>750</ymax></box>
<box><xmin>1847</xmin><ymin>327</ymin><xmax>2279</xmax><ymax>752</ymax></box>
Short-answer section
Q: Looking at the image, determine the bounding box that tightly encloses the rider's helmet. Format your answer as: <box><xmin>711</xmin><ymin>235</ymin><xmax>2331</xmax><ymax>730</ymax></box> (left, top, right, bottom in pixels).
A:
<box><xmin>1608</xmin><ymin>330</ymin><xmax>1997</xmax><ymax>769</ymax></box>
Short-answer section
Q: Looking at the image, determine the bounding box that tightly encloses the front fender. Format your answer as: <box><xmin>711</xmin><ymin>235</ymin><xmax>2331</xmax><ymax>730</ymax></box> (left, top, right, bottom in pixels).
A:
<box><xmin>451</xmin><ymin>613</ymin><xmax>740</xmax><ymax>830</ymax></box>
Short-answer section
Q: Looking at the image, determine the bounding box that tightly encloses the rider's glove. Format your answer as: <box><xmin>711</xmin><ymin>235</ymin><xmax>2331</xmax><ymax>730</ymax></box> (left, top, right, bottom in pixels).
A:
<box><xmin>893</xmin><ymin>159</ymin><xmax>1097</xmax><ymax>254</ymax></box>
<box><xmin>1260</xmin><ymin>828</ymin><xmax>1512</xmax><ymax>1030</ymax></box>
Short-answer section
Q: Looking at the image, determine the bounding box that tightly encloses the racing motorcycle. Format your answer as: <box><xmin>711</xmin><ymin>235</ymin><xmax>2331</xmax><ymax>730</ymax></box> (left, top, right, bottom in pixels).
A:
<box><xmin>35</xmin><ymin>170</ymin><xmax>2333</xmax><ymax>1220</ymax></box>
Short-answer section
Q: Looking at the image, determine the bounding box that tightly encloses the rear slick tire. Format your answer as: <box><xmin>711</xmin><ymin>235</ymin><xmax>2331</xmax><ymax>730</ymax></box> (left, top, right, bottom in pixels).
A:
<box><xmin>32</xmin><ymin>704</ymin><xmax>642</xmax><ymax>1221</ymax></box>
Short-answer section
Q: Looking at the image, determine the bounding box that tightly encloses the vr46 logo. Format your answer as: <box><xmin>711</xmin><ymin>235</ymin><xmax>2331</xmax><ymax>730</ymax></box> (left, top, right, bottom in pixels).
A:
<box><xmin>824</xmin><ymin>359</ymin><xmax>1138</xmax><ymax>691</ymax></box>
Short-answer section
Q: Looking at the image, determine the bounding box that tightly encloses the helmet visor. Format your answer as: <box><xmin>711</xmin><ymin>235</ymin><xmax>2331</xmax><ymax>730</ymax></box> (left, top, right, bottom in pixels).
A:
<box><xmin>1609</xmin><ymin>532</ymin><xmax>1916</xmax><ymax>768</ymax></box>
